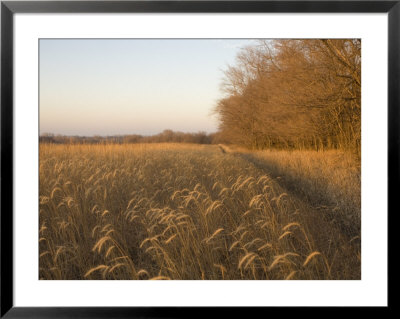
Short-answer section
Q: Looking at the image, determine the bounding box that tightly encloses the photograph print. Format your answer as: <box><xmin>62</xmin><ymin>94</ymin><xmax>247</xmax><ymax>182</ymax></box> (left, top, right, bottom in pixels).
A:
<box><xmin>39</xmin><ymin>39</ymin><xmax>361</xmax><ymax>280</ymax></box>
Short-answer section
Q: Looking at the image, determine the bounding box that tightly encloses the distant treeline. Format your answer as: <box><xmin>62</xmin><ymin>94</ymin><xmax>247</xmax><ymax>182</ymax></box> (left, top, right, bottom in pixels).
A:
<box><xmin>39</xmin><ymin>130</ymin><xmax>225</xmax><ymax>145</ymax></box>
<box><xmin>215</xmin><ymin>39</ymin><xmax>361</xmax><ymax>153</ymax></box>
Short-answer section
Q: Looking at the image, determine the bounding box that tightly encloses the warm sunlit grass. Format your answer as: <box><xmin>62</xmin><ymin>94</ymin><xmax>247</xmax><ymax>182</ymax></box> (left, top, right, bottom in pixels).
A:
<box><xmin>39</xmin><ymin>143</ymin><xmax>360</xmax><ymax>280</ymax></box>
<box><xmin>226</xmin><ymin>146</ymin><xmax>361</xmax><ymax>233</ymax></box>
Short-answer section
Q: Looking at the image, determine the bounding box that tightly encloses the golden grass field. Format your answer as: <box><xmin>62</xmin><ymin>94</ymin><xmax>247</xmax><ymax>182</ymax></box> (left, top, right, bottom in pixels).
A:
<box><xmin>39</xmin><ymin>143</ymin><xmax>361</xmax><ymax>280</ymax></box>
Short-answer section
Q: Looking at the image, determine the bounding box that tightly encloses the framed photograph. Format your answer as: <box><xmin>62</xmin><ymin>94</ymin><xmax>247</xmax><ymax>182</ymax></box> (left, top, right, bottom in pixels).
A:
<box><xmin>1</xmin><ymin>0</ymin><xmax>395</xmax><ymax>316</ymax></box>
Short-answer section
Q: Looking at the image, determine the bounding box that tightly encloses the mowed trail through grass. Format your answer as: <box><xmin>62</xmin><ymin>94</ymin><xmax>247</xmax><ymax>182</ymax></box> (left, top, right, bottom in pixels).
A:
<box><xmin>39</xmin><ymin>143</ymin><xmax>360</xmax><ymax>280</ymax></box>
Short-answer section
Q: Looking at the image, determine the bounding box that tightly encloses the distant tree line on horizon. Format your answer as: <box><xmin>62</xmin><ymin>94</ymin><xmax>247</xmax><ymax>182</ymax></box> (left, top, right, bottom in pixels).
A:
<box><xmin>39</xmin><ymin>130</ymin><xmax>224</xmax><ymax>145</ymax></box>
<box><xmin>214</xmin><ymin>39</ymin><xmax>361</xmax><ymax>154</ymax></box>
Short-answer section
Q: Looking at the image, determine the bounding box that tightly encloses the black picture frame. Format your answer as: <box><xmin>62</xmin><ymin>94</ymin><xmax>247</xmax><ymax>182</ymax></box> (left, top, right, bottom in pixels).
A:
<box><xmin>1</xmin><ymin>0</ymin><xmax>396</xmax><ymax>317</ymax></box>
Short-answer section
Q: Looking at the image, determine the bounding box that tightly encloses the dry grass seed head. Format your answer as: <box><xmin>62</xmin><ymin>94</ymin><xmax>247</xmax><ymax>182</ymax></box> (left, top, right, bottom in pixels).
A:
<box><xmin>238</xmin><ymin>252</ymin><xmax>258</xmax><ymax>270</ymax></box>
<box><xmin>165</xmin><ymin>234</ymin><xmax>177</xmax><ymax>244</ymax></box>
<box><xmin>285</xmin><ymin>271</ymin><xmax>297</xmax><ymax>280</ymax></box>
<box><xmin>108</xmin><ymin>263</ymin><xmax>125</xmax><ymax>275</ymax></box>
<box><xmin>303</xmin><ymin>251</ymin><xmax>321</xmax><ymax>267</ymax></box>
<box><xmin>282</xmin><ymin>222</ymin><xmax>301</xmax><ymax>231</ymax></box>
<box><xmin>257</xmin><ymin>243</ymin><xmax>272</xmax><ymax>251</ymax></box>
<box><xmin>279</xmin><ymin>231</ymin><xmax>292</xmax><ymax>241</ymax></box>
<box><xmin>105</xmin><ymin>245</ymin><xmax>116</xmax><ymax>258</ymax></box>
<box><xmin>229</xmin><ymin>240</ymin><xmax>241</xmax><ymax>251</ymax></box>
<box><xmin>269</xmin><ymin>252</ymin><xmax>300</xmax><ymax>271</ymax></box>
<box><xmin>150</xmin><ymin>276</ymin><xmax>171</xmax><ymax>280</ymax></box>
<box><xmin>137</xmin><ymin>269</ymin><xmax>150</xmax><ymax>279</ymax></box>
<box><xmin>92</xmin><ymin>236</ymin><xmax>112</xmax><ymax>253</ymax></box>
<box><xmin>205</xmin><ymin>228</ymin><xmax>224</xmax><ymax>244</ymax></box>
<box><xmin>84</xmin><ymin>265</ymin><xmax>109</xmax><ymax>278</ymax></box>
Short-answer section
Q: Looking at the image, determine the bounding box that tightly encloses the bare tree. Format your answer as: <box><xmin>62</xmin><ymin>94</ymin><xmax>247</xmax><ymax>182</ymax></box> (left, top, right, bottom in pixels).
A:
<box><xmin>215</xmin><ymin>39</ymin><xmax>361</xmax><ymax>153</ymax></box>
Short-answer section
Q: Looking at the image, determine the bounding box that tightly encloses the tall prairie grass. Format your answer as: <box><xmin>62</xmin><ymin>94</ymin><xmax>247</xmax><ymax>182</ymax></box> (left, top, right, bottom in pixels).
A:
<box><xmin>227</xmin><ymin>146</ymin><xmax>361</xmax><ymax>234</ymax></box>
<box><xmin>39</xmin><ymin>143</ymin><xmax>360</xmax><ymax>280</ymax></box>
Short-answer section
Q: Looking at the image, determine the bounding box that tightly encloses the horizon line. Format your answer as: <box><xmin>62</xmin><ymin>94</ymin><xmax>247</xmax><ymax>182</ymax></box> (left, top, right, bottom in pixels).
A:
<box><xmin>39</xmin><ymin>130</ymin><xmax>219</xmax><ymax>138</ymax></box>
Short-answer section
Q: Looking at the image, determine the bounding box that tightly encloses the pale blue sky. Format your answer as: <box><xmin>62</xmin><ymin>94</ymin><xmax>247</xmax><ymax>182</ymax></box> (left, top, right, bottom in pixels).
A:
<box><xmin>39</xmin><ymin>39</ymin><xmax>256</xmax><ymax>136</ymax></box>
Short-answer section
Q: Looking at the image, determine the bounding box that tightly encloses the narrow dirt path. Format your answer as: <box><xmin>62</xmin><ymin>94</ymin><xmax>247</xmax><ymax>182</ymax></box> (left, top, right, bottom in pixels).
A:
<box><xmin>221</xmin><ymin>145</ymin><xmax>360</xmax><ymax>239</ymax></box>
